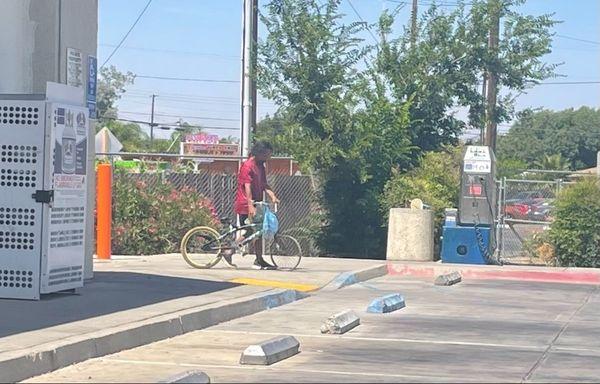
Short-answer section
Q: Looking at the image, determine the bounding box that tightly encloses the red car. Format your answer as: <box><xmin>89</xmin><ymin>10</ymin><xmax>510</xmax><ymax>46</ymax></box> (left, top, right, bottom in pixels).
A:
<box><xmin>504</xmin><ymin>191</ymin><xmax>548</xmax><ymax>220</ymax></box>
<box><xmin>504</xmin><ymin>201</ymin><xmax>531</xmax><ymax>220</ymax></box>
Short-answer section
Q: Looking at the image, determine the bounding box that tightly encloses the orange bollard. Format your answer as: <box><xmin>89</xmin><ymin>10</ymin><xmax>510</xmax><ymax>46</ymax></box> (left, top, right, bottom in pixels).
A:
<box><xmin>96</xmin><ymin>164</ymin><xmax>112</xmax><ymax>260</ymax></box>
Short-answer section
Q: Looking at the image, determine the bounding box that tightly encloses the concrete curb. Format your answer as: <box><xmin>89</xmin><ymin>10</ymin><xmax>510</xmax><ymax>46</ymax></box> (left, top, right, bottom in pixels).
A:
<box><xmin>322</xmin><ymin>264</ymin><xmax>388</xmax><ymax>291</ymax></box>
<box><xmin>0</xmin><ymin>289</ymin><xmax>306</xmax><ymax>383</ymax></box>
<box><xmin>367</xmin><ymin>293</ymin><xmax>406</xmax><ymax>313</ymax></box>
<box><xmin>160</xmin><ymin>370</ymin><xmax>211</xmax><ymax>383</ymax></box>
<box><xmin>320</xmin><ymin>309</ymin><xmax>360</xmax><ymax>334</ymax></box>
<box><xmin>239</xmin><ymin>335</ymin><xmax>300</xmax><ymax>365</ymax></box>
<box><xmin>434</xmin><ymin>271</ymin><xmax>462</xmax><ymax>286</ymax></box>
<box><xmin>387</xmin><ymin>262</ymin><xmax>600</xmax><ymax>285</ymax></box>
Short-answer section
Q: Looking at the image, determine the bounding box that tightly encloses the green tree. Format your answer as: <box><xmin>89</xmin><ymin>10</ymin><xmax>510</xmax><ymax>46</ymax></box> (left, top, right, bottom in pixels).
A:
<box><xmin>163</xmin><ymin>121</ymin><xmax>204</xmax><ymax>153</ymax></box>
<box><xmin>376</xmin><ymin>0</ymin><xmax>558</xmax><ymax>157</ymax></box>
<box><xmin>98</xmin><ymin>120</ymin><xmax>148</xmax><ymax>152</ymax></box>
<box><xmin>496</xmin><ymin>157</ymin><xmax>527</xmax><ymax>179</ymax></box>
<box><xmin>497</xmin><ymin>107</ymin><xmax>600</xmax><ymax>169</ymax></box>
<box><xmin>255</xmin><ymin>114</ymin><xmax>289</xmax><ymax>155</ymax></box>
<box><xmin>259</xmin><ymin>0</ymin><xmax>412</xmax><ymax>257</ymax></box>
<box><xmin>97</xmin><ymin>66</ymin><xmax>135</xmax><ymax>123</ymax></box>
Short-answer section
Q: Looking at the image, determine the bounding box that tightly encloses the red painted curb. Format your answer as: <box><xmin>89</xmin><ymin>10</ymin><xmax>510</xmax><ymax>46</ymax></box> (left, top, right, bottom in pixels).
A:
<box><xmin>386</xmin><ymin>263</ymin><xmax>600</xmax><ymax>285</ymax></box>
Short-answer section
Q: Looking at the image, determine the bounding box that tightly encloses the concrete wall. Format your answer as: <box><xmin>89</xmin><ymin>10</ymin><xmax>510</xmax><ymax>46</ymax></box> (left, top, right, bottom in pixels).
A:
<box><xmin>386</xmin><ymin>208</ymin><xmax>434</xmax><ymax>261</ymax></box>
<box><xmin>0</xmin><ymin>0</ymin><xmax>98</xmax><ymax>279</ymax></box>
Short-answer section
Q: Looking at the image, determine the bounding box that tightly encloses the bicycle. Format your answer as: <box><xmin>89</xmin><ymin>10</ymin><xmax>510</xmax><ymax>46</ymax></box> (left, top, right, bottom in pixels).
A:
<box><xmin>180</xmin><ymin>202</ymin><xmax>303</xmax><ymax>270</ymax></box>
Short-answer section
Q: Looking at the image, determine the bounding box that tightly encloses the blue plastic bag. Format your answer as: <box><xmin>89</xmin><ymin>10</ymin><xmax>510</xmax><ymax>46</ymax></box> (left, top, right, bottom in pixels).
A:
<box><xmin>262</xmin><ymin>205</ymin><xmax>279</xmax><ymax>240</ymax></box>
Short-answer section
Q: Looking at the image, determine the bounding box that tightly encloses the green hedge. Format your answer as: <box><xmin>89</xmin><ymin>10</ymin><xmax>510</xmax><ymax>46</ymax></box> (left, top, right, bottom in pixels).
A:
<box><xmin>112</xmin><ymin>173</ymin><xmax>219</xmax><ymax>255</ymax></box>
<box><xmin>550</xmin><ymin>178</ymin><xmax>600</xmax><ymax>268</ymax></box>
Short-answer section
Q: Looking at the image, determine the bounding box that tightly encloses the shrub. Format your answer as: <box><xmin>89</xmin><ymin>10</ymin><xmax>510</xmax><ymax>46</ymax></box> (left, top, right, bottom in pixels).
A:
<box><xmin>522</xmin><ymin>230</ymin><xmax>556</xmax><ymax>266</ymax></box>
<box><xmin>381</xmin><ymin>146</ymin><xmax>462</xmax><ymax>257</ymax></box>
<box><xmin>549</xmin><ymin>178</ymin><xmax>600</xmax><ymax>267</ymax></box>
<box><xmin>112</xmin><ymin>173</ymin><xmax>219</xmax><ymax>255</ymax></box>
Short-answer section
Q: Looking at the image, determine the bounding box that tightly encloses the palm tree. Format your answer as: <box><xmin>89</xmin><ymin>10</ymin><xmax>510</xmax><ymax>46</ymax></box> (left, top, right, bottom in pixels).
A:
<box><xmin>532</xmin><ymin>154</ymin><xmax>570</xmax><ymax>181</ymax></box>
<box><xmin>534</xmin><ymin>154</ymin><xmax>570</xmax><ymax>171</ymax></box>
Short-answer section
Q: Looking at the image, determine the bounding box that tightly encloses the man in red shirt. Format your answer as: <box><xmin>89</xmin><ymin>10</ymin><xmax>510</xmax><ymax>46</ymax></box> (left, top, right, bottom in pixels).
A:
<box><xmin>230</xmin><ymin>141</ymin><xmax>280</xmax><ymax>269</ymax></box>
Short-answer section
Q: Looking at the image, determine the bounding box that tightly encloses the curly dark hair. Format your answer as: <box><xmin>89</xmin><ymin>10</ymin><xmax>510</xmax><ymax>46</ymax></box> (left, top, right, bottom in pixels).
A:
<box><xmin>250</xmin><ymin>140</ymin><xmax>274</xmax><ymax>156</ymax></box>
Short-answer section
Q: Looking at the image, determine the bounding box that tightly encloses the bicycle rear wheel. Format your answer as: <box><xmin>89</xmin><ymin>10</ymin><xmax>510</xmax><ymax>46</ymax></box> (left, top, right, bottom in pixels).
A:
<box><xmin>269</xmin><ymin>234</ymin><xmax>302</xmax><ymax>271</ymax></box>
<box><xmin>180</xmin><ymin>226</ymin><xmax>222</xmax><ymax>269</ymax></box>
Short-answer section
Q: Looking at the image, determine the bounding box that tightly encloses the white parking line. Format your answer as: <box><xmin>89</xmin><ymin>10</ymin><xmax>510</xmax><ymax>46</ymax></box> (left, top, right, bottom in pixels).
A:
<box><xmin>203</xmin><ymin>329</ymin><xmax>548</xmax><ymax>351</ymax></box>
<box><xmin>104</xmin><ymin>358</ymin><xmax>456</xmax><ymax>381</ymax></box>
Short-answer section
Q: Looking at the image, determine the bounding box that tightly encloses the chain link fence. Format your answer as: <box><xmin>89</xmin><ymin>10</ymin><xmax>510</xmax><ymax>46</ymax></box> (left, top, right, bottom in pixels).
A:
<box><xmin>100</xmin><ymin>154</ymin><xmax>323</xmax><ymax>257</ymax></box>
<box><xmin>497</xmin><ymin>177</ymin><xmax>573</xmax><ymax>264</ymax></box>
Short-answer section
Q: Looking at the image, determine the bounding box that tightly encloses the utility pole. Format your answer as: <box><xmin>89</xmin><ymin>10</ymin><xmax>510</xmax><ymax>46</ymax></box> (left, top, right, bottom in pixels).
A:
<box><xmin>150</xmin><ymin>94</ymin><xmax>157</xmax><ymax>150</ymax></box>
<box><xmin>480</xmin><ymin>75</ymin><xmax>487</xmax><ymax>144</ymax></box>
<box><xmin>240</xmin><ymin>0</ymin><xmax>258</xmax><ymax>158</ymax></box>
<box><xmin>411</xmin><ymin>0</ymin><xmax>418</xmax><ymax>47</ymax></box>
<box><xmin>484</xmin><ymin>0</ymin><xmax>500</xmax><ymax>151</ymax></box>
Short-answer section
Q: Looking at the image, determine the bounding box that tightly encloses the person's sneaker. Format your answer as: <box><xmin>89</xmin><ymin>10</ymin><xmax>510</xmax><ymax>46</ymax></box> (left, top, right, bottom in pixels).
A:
<box><xmin>252</xmin><ymin>259</ymin><xmax>277</xmax><ymax>270</ymax></box>
<box><xmin>251</xmin><ymin>259</ymin><xmax>263</xmax><ymax>270</ymax></box>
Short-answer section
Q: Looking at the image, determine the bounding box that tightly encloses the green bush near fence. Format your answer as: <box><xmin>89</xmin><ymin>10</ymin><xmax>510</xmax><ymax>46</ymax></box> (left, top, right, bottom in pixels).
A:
<box><xmin>549</xmin><ymin>178</ymin><xmax>600</xmax><ymax>268</ymax></box>
<box><xmin>112</xmin><ymin>172</ymin><xmax>219</xmax><ymax>255</ymax></box>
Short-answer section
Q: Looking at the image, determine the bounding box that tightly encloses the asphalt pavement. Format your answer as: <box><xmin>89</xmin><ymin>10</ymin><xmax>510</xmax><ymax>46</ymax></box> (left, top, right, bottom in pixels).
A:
<box><xmin>26</xmin><ymin>275</ymin><xmax>600</xmax><ymax>383</ymax></box>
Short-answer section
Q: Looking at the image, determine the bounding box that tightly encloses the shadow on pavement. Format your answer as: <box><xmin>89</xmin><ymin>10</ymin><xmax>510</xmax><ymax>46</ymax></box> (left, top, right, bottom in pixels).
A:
<box><xmin>0</xmin><ymin>272</ymin><xmax>239</xmax><ymax>338</ymax></box>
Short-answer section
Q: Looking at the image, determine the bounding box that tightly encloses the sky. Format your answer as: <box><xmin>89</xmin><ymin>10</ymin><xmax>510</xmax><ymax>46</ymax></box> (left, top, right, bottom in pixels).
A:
<box><xmin>98</xmin><ymin>0</ymin><xmax>600</xmax><ymax>141</ymax></box>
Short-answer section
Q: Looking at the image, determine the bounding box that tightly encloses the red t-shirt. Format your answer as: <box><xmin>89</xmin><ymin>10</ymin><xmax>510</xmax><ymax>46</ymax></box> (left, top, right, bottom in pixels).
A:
<box><xmin>234</xmin><ymin>157</ymin><xmax>268</xmax><ymax>214</ymax></box>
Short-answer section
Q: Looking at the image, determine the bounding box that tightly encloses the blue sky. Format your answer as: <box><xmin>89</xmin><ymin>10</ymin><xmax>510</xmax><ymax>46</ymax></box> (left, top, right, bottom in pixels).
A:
<box><xmin>99</xmin><ymin>0</ymin><xmax>600</xmax><ymax>140</ymax></box>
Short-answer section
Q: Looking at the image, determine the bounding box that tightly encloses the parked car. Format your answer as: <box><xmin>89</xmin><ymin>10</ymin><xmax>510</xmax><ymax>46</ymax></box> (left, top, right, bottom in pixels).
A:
<box><xmin>504</xmin><ymin>190</ymin><xmax>551</xmax><ymax>220</ymax></box>
<box><xmin>528</xmin><ymin>199</ymin><xmax>554</xmax><ymax>222</ymax></box>
<box><xmin>504</xmin><ymin>201</ymin><xmax>532</xmax><ymax>220</ymax></box>
<box><xmin>505</xmin><ymin>190</ymin><xmax>546</xmax><ymax>204</ymax></box>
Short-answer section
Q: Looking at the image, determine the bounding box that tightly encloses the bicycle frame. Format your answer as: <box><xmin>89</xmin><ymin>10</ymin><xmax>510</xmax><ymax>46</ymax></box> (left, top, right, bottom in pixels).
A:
<box><xmin>202</xmin><ymin>201</ymin><xmax>276</xmax><ymax>254</ymax></box>
<box><xmin>220</xmin><ymin>222</ymin><xmax>263</xmax><ymax>250</ymax></box>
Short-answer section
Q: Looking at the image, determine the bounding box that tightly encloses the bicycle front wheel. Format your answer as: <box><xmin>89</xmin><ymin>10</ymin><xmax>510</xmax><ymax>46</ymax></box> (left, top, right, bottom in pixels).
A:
<box><xmin>180</xmin><ymin>226</ymin><xmax>222</xmax><ymax>269</ymax></box>
<box><xmin>269</xmin><ymin>234</ymin><xmax>302</xmax><ymax>271</ymax></box>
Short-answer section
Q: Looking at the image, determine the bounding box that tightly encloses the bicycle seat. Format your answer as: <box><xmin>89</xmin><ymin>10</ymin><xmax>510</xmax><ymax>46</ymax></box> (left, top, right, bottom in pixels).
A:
<box><xmin>219</xmin><ymin>216</ymin><xmax>231</xmax><ymax>225</ymax></box>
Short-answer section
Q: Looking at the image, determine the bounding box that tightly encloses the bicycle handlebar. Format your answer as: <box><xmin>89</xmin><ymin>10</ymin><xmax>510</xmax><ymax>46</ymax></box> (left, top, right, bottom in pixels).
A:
<box><xmin>253</xmin><ymin>201</ymin><xmax>278</xmax><ymax>213</ymax></box>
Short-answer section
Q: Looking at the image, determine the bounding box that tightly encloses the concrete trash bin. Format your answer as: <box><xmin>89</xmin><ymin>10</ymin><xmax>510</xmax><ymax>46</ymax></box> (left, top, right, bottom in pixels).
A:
<box><xmin>386</xmin><ymin>208</ymin><xmax>434</xmax><ymax>261</ymax></box>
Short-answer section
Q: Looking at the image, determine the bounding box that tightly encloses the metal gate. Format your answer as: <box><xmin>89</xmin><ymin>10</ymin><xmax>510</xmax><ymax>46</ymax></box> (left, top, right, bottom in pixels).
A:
<box><xmin>497</xmin><ymin>178</ymin><xmax>568</xmax><ymax>264</ymax></box>
<box><xmin>0</xmin><ymin>98</ymin><xmax>47</xmax><ymax>299</ymax></box>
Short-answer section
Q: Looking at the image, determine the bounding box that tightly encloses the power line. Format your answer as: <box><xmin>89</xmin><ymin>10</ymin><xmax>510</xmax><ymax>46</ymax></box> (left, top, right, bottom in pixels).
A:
<box><xmin>132</xmin><ymin>75</ymin><xmax>599</xmax><ymax>86</ymax></box>
<box><xmin>555</xmin><ymin>34</ymin><xmax>600</xmax><ymax>46</ymax></box>
<box><xmin>101</xmin><ymin>0</ymin><xmax>154</xmax><ymax>68</ymax></box>
<box><xmin>98</xmin><ymin>44</ymin><xmax>240</xmax><ymax>60</ymax></box>
<box><xmin>102</xmin><ymin>116</ymin><xmax>239</xmax><ymax>131</ymax></box>
<box><xmin>125</xmin><ymin>90</ymin><xmax>241</xmax><ymax>101</ymax></box>
<box><xmin>121</xmin><ymin>93</ymin><xmax>279</xmax><ymax>107</ymax></box>
<box><xmin>388</xmin><ymin>0</ymin><xmax>475</xmax><ymax>7</ymax></box>
<box><xmin>533</xmin><ymin>81</ymin><xmax>600</xmax><ymax>85</ymax></box>
<box><xmin>135</xmin><ymin>75</ymin><xmax>240</xmax><ymax>83</ymax></box>
<box><xmin>118</xmin><ymin>110</ymin><xmax>240</xmax><ymax>121</ymax></box>
<box><xmin>346</xmin><ymin>0</ymin><xmax>379</xmax><ymax>45</ymax></box>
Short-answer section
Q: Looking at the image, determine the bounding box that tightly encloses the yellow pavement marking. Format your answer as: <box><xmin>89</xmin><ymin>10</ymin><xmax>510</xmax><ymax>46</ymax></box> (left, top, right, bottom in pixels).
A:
<box><xmin>229</xmin><ymin>277</ymin><xmax>319</xmax><ymax>292</ymax></box>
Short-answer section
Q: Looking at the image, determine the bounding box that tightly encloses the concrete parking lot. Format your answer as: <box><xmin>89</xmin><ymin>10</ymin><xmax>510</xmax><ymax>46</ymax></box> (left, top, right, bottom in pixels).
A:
<box><xmin>26</xmin><ymin>275</ymin><xmax>600</xmax><ymax>383</ymax></box>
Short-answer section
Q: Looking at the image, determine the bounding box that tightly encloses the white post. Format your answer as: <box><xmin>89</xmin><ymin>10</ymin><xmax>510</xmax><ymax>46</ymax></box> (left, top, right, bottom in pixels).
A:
<box><xmin>597</xmin><ymin>151</ymin><xmax>600</xmax><ymax>178</ymax></box>
<box><xmin>240</xmin><ymin>0</ymin><xmax>257</xmax><ymax>158</ymax></box>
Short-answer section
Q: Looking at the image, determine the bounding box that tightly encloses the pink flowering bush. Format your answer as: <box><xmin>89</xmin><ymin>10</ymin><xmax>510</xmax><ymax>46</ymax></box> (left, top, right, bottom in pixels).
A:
<box><xmin>112</xmin><ymin>173</ymin><xmax>219</xmax><ymax>255</ymax></box>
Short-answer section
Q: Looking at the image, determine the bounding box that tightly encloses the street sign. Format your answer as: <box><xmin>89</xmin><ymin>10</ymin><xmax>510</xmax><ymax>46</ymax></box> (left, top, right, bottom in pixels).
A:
<box><xmin>86</xmin><ymin>56</ymin><xmax>97</xmax><ymax>119</ymax></box>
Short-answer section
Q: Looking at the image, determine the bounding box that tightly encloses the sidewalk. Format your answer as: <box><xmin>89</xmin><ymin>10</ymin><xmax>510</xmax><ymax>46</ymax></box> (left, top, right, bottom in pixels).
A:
<box><xmin>0</xmin><ymin>255</ymin><xmax>386</xmax><ymax>382</ymax></box>
<box><xmin>387</xmin><ymin>260</ymin><xmax>600</xmax><ymax>285</ymax></box>
<box><xmin>2</xmin><ymin>254</ymin><xmax>599</xmax><ymax>382</ymax></box>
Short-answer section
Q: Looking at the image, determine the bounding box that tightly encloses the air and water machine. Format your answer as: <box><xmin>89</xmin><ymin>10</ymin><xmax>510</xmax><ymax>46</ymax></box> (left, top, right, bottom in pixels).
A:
<box><xmin>441</xmin><ymin>146</ymin><xmax>499</xmax><ymax>264</ymax></box>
